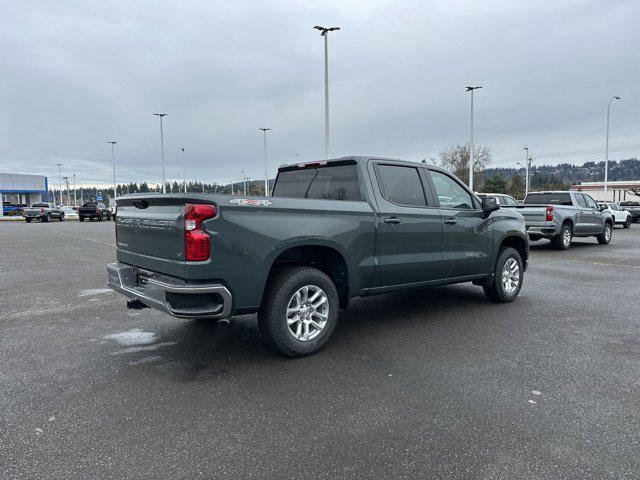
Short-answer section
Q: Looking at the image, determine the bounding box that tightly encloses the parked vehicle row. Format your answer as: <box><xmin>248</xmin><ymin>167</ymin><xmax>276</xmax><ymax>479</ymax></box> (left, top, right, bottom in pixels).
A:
<box><xmin>107</xmin><ymin>156</ymin><xmax>530</xmax><ymax>357</ymax></box>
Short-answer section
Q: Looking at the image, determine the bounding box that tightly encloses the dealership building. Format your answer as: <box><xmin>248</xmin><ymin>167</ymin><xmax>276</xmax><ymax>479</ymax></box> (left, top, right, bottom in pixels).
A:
<box><xmin>0</xmin><ymin>173</ymin><xmax>49</xmax><ymax>216</ymax></box>
<box><xmin>570</xmin><ymin>180</ymin><xmax>640</xmax><ymax>203</ymax></box>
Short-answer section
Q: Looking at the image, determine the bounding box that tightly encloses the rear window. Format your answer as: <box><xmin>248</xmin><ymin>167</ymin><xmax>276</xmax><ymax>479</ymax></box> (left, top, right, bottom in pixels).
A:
<box><xmin>82</xmin><ymin>202</ymin><xmax>97</xmax><ymax>207</ymax></box>
<box><xmin>273</xmin><ymin>163</ymin><xmax>362</xmax><ymax>201</ymax></box>
<box><xmin>524</xmin><ymin>193</ymin><xmax>572</xmax><ymax>206</ymax></box>
<box><xmin>32</xmin><ymin>203</ymin><xmax>48</xmax><ymax>207</ymax></box>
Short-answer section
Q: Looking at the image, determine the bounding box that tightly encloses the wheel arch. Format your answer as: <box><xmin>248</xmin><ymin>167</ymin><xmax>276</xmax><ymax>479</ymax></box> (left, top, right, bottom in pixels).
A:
<box><xmin>264</xmin><ymin>242</ymin><xmax>350</xmax><ymax>309</ymax></box>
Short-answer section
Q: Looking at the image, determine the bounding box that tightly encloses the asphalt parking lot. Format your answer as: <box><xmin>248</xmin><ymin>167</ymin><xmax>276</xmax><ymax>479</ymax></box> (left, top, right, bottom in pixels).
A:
<box><xmin>1</xmin><ymin>221</ymin><xmax>639</xmax><ymax>479</ymax></box>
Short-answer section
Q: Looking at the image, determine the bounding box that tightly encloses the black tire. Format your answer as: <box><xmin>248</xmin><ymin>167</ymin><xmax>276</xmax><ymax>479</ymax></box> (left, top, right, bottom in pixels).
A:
<box><xmin>79</xmin><ymin>216</ymin><xmax>84</xmax><ymax>222</ymax></box>
<box><xmin>25</xmin><ymin>217</ymin><xmax>32</xmax><ymax>223</ymax></box>
<box><xmin>59</xmin><ymin>213</ymin><xmax>64</xmax><ymax>222</ymax></box>
<box><xmin>597</xmin><ymin>222</ymin><xmax>612</xmax><ymax>245</ymax></box>
<box><xmin>258</xmin><ymin>266</ymin><xmax>339</xmax><ymax>357</ymax></box>
<box><xmin>89</xmin><ymin>216</ymin><xmax>94</xmax><ymax>222</ymax></box>
<box><xmin>97</xmin><ymin>215</ymin><xmax>103</xmax><ymax>222</ymax></box>
<box><xmin>623</xmin><ymin>220</ymin><xmax>630</xmax><ymax>229</ymax></box>
<box><xmin>483</xmin><ymin>247</ymin><xmax>524</xmax><ymax>303</ymax></box>
<box><xmin>551</xmin><ymin>223</ymin><xmax>572</xmax><ymax>250</ymax></box>
<box><xmin>43</xmin><ymin>213</ymin><xmax>51</xmax><ymax>223</ymax></box>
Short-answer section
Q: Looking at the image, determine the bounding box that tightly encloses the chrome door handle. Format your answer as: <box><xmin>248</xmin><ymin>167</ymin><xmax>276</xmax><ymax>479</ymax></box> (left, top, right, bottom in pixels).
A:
<box><xmin>443</xmin><ymin>218</ymin><xmax>458</xmax><ymax>225</ymax></box>
<box><xmin>384</xmin><ymin>217</ymin><xmax>402</xmax><ymax>225</ymax></box>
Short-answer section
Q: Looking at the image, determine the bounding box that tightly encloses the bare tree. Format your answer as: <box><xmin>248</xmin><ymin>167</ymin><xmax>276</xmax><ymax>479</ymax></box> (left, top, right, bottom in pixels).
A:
<box><xmin>438</xmin><ymin>144</ymin><xmax>491</xmax><ymax>189</ymax></box>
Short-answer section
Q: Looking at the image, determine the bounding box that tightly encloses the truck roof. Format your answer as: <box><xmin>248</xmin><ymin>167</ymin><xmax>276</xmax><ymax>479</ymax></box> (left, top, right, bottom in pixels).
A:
<box><xmin>277</xmin><ymin>156</ymin><xmax>444</xmax><ymax>172</ymax></box>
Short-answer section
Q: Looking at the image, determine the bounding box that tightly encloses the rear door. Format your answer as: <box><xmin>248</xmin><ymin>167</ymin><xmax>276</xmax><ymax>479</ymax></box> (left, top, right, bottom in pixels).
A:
<box><xmin>426</xmin><ymin>169</ymin><xmax>493</xmax><ymax>278</ymax></box>
<box><xmin>581</xmin><ymin>194</ymin><xmax>605</xmax><ymax>233</ymax></box>
<box><xmin>369</xmin><ymin>162</ymin><xmax>446</xmax><ymax>286</ymax></box>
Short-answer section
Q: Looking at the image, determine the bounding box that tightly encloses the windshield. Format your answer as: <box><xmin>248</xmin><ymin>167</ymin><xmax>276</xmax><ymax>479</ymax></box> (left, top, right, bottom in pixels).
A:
<box><xmin>524</xmin><ymin>192</ymin><xmax>572</xmax><ymax>205</ymax></box>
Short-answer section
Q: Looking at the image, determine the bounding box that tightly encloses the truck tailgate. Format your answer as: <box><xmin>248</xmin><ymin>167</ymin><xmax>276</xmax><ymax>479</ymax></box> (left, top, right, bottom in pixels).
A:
<box><xmin>503</xmin><ymin>205</ymin><xmax>548</xmax><ymax>224</ymax></box>
<box><xmin>115</xmin><ymin>196</ymin><xmax>209</xmax><ymax>279</ymax></box>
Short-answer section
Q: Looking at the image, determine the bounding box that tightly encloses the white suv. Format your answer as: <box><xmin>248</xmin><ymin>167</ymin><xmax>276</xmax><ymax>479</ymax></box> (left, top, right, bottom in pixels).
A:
<box><xmin>599</xmin><ymin>202</ymin><xmax>632</xmax><ymax>229</ymax></box>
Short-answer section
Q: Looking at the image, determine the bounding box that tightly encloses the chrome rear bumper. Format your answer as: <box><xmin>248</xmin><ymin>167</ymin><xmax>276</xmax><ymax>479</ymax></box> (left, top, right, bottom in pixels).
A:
<box><xmin>107</xmin><ymin>262</ymin><xmax>232</xmax><ymax>319</ymax></box>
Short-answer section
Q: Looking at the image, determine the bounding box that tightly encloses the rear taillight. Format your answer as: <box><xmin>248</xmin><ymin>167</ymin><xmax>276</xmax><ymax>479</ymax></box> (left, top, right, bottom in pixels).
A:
<box><xmin>40</xmin><ymin>208</ymin><xmax>45</xmax><ymax>213</ymax></box>
<box><xmin>546</xmin><ymin>205</ymin><xmax>554</xmax><ymax>222</ymax></box>
<box><xmin>184</xmin><ymin>203</ymin><xmax>216</xmax><ymax>262</ymax></box>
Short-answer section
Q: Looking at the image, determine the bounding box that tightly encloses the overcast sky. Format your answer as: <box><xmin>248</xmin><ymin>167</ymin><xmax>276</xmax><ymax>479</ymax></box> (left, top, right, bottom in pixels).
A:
<box><xmin>1</xmin><ymin>0</ymin><xmax>638</xmax><ymax>187</ymax></box>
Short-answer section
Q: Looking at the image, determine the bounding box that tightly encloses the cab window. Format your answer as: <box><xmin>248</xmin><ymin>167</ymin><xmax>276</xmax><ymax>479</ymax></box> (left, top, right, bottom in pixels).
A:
<box><xmin>375</xmin><ymin>164</ymin><xmax>427</xmax><ymax>207</ymax></box>
<box><xmin>429</xmin><ymin>170</ymin><xmax>474</xmax><ymax>209</ymax></box>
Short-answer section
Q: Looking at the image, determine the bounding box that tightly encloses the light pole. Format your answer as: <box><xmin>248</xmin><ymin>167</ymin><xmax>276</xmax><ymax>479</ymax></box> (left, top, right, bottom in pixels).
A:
<box><xmin>153</xmin><ymin>113</ymin><xmax>168</xmax><ymax>193</ymax></box>
<box><xmin>55</xmin><ymin>163</ymin><xmax>63</xmax><ymax>205</ymax></box>
<box><xmin>107</xmin><ymin>141</ymin><xmax>117</xmax><ymax>201</ymax></box>
<box><xmin>314</xmin><ymin>25</ymin><xmax>340</xmax><ymax>159</ymax></box>
<box><xmin>181</xmin><ymin>147</ymin><xmax>187</xmax><ymax>193</ymax></box>
<box><xmin>73</xmin><ymin>174</ymin><xmax>77</xmax><ymax>206</ymax></box>
<box><xmin>465</xmin><ymin>86</ymin><xmax>482</xmax><ymax>191</ymax></box>
<box><xmin>522</xmin><ymin>147</ymin><xmax>529</xmax><ymax>196</ymax></box>
<box><xmin>242</xmin><ymin>170</ymin><xmax>247</xmax><ymax>195</ymax></box>
<box><xmin>259</xmin><ymin>128</ymin><xmax>271</xmax><ymax>195</ymax></box>
<box><xmin>604</xmin><ymin>96</ymin><xmax>621</xmax><ymax>201</ymax></box>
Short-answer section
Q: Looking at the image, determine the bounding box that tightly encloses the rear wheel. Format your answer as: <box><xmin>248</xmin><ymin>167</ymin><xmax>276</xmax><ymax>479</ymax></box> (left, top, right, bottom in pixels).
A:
<box><xmin>25</xmin><ymin>217</ymin><xmax>32</xmax><ymax>223</ymax></box>
<box><xmin>97</xmin><ymin>214</ymin><xmax>103</xmax><ymax>222</ymax></box>
<box><xmin>43</xmin><ymin>213</ymin><xmax>51</xmax><ymax>222</ymax></box>
<box><xmin>258</xmin><ymin>266</ymin><xmax>339</xmax><ymax>357</ymax></box>
<box><xmin>483</xmin><ymin>247</ymin><xmax>523</xmax><ymax>303</ymax></box>
<box><xmin>59</xmin><ymin>213</ymin><xmax>64</xmax><ymax>222</ymax></box>
<box><xmin>623</xmin><ymin>219</ymin><xmax>630</xmax><ymax>229</ymax></box>
<box><xmin>597</xmin><ymin>223</ymin><xmax>612</xmax><ymax>244</ymax></box>
<box><xmin>79</xmin><ymin>216</ymin><xmax>85</xmax><ymax>222</ymax></box>
<box><xmin>551</xmin><ymin>223</ymin><xmax>572</xmax><ymax>250</ymax></box>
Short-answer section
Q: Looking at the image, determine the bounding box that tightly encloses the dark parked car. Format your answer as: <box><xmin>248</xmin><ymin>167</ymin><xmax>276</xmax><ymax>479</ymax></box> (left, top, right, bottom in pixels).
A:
<box><xmin>108</xmin><ymin>157</ymin><xmax>529</xmax><ymax>357</ymax></box>
<box><xmin>619</xmin><ymin>201</ymin><xmax>640</xmax><ymax>222</ymax></box>
<box><xmin>79</xmin><ymin>202</ymin><xmax>110</xmax><ymax>222</ymax></box>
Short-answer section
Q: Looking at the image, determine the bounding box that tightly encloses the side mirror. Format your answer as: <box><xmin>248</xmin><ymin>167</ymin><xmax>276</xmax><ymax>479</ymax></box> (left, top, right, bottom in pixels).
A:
<box><xmin>481</xmin><ymin>197</ymin><xmax>500</xmax><ymax>218</ymax></box>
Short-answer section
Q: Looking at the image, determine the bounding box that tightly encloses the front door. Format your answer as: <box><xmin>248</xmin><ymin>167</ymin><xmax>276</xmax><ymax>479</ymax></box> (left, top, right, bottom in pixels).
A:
<box><xmin>370</xmin><ymin>162</ymin><xmax>447</xmax><ymax>286</ymax></box>
<box><xmin>427</xmin><ymin>170</ymin><xmax>493</xmax><ymax>278</ymax></box>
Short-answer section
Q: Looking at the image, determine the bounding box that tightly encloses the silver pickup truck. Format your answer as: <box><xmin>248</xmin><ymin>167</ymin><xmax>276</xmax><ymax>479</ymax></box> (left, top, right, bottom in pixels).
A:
<box><xmin>503</xmin><ymin>191</ymin><xmax>613</xmax><ymax>250</ymax></box>
<box><xmin>23</xmin><ymin>202</ymin><xmax>65</xmax><ymax>223</ymax></box>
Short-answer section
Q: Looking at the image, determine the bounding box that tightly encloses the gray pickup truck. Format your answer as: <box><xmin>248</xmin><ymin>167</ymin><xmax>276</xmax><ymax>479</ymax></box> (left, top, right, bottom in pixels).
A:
<box><xmin>107</xmin><ymin>157</ymin><xmax>529</xmax><ymax>356</ymax></box>
<box><xmin>23</xmin><ymin>202</ymin><xmax>65</xmax><ymax>222</ymax></box>
<box><xmin>504</xmin><ymin>191</ymin><xmax>613</xmax><ymax>249</ymax></box>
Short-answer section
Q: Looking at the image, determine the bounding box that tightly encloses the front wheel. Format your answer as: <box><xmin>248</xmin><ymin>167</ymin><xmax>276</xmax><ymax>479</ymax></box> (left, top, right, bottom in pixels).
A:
<box><xmin>25</xmin><ymin>217</ymin><xmax>32</xmax><ymax>223</ymax></box>
<box><xmin>597</xmin><ymin>223</ymin><xmax>612</xmax><ymax>244</ymax></box>
<box><xmin>483</xmin><ymin>247</ymin><xmax>524</xmax><ymax>303</ymax></box>
<box><xmin>59</xmin><ymin>213</ymin><xmax>64</xmax><ymax>222</ymax></box>
<box><xmin>258</xmin><ymin>266</ymin><xmax>339</xmax><ymax>357</ymax></box>
<box><xmin>623</xmin><ymin>220</ymin><xmax>630</xmax><ymax>229</ymax></box>
<box><xmin>43</xmin><ymin>213</ymin><xmax>51</xmax><ymax>223</ymax></box>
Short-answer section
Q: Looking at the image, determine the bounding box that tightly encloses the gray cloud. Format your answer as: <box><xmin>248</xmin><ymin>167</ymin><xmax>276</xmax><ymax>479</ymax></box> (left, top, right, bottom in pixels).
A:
<box><xmin>1</xmin><ymin>0</ymin><xmax>637</xmax><ymax>187</ymax></box>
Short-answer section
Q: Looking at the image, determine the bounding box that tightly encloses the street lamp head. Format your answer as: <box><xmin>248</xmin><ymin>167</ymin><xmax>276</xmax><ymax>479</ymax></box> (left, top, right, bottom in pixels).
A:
<box><xmin>107</xmin><ymin>141</ymin><xmax>117</xmax><ymax>145</ymax></box>
<box><xmin>153</xmin><ymin>113</ymin><xmax>167</xmax><ymax>117</ymax></box>
<box><xmin>314</xmin><ymin>25</ymin><xmax>340</xmax><ymax>35</ymax></box>
<box><xmin>465</xmin><ymin>86</ymin><xmax>483</xmax><ymax>91</ymax></box>
<box><xmin>613</xmin><ymin>96</ymin><xmax>621</xmax><ymax>100</ymax></box>
<box><xmin>259</xmin><ymin>128</ymin><xmax>272</xmax><ymax>132</ymax></box>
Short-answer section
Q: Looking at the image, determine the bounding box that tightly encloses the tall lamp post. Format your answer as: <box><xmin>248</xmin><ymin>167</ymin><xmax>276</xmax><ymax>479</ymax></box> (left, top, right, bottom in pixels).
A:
<box><xmin>55</xmin><ymin>163</ymin><xmax>63</xmax><ymax>205</ymax></box>
<box><xmin>604</xmin><ymin>96</ymin><xmax>621</xmax><ymax>201</ymax></box>
<box><xmin>153</xmin><ymin>113</ymin><xmax>168</xmax><ymax>193</ymax></box>
<box><xmin>181</xmin><ymin>147</ymin><xmax>187</xmax><ymax>193</ymax></box>
<box><xmin>314</xmin><ymin>25</ymin><xmax>340</xmax><ymax>159</ymax></box>
<box><xmin>259</xmin><ymin>128</ymin><xmax>271</xmax><ymax>195</ymax></box>
<box><xmin>465</xmin><ymin>86</ymin><xmax>482</xmax><ymax>191</ymax></box>
<box><xmin>107</xmin><ymin>141</ymin><xmax>117</xmax><ymax>201</ymax></box>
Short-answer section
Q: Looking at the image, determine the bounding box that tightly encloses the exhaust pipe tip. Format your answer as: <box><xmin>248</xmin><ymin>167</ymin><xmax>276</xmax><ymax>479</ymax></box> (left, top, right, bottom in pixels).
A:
<box><xmin>217</xmin><ymin>318</ymin><xmax>230</xmax><ymax>327</ymax></box>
